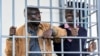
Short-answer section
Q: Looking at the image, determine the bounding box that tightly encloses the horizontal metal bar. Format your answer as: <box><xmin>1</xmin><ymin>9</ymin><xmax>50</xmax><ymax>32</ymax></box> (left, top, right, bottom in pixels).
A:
<box><xmin>1</xmin><ymin>35</ymin><xmax>99</xmax><ymax>39</ymax></box>
<box><xmin>88</xmin><ymin>23</ymin><xmax>97</xmax><ymax>28</ymax></box>
<box><xmin>81</xmin><ymin>10</ymin><xmax>97</xmax><ymax>20</ymax></box>
<box><xmin>28</xmin><ymin>51</ymin><xmax>100</xmax><ymax>54</ymax></box>
<box><xmin>28</xmin><ymin>21</ymin><xmax>97</xmax><ymax>28</ymax></box>
<box><xmin>27</xmin><ymin>6</ymin><xmax>97</xmax><ymax>11</ymax></box>
<box><xmin>27</xmin><ymin>21</ymin><xmax>97</xmax><ymax>24</ymax></box>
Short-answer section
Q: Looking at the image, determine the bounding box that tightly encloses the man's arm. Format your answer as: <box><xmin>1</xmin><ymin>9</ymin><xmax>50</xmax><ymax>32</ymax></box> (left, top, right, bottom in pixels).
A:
<box><xmin>43</xmin><ymin>24</ymin><xmax>67</xmax><ymax>42</ymax></box>
<box><xmin>5</xmin><ymin>26</ymin><xmax>16</xmax><ymax>56</ymax></box>
<box><xmin>5</xmin><ymin>38</ymin><xmax>12</xmax><ymax>56</ymax></box>
<box><xmin>52</xmin><ymin>26</ymin><xmax>67</xmax><ymax>38</ymax></box>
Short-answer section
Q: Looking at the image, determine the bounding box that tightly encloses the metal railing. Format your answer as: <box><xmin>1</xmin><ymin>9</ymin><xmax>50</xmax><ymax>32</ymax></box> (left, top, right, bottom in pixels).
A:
<box><xmin>0</xmin><ymin>0</ymin><xmax>100</xmax><ymax>56</ymax></box>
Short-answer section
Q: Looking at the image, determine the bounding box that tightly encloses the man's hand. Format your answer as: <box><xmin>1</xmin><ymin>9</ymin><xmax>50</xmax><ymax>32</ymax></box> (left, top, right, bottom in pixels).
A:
<box><xmin>9</xmin><ymin>26</ymin><xmax>16</xmax><ymax>36</ymax></box>
<box><xmin>70</xmin><ymin>28</ymin><xmax>79</xmax><ymax>36</ymax></box>
<box><xmin>88</xmin><ymin>41</ymin><xmax>96</xmax><ymax>52</ymax></box>
<box><xmin>43</xmin><ymin>29</ymin><xmax>52</xmax><ymax>38</ymax></box>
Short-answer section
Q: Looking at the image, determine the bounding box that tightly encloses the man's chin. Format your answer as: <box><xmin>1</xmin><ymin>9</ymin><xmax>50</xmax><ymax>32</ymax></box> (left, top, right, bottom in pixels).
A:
<box><xmin>28</xmin><ymin>22</ymin><xmax>40</xmax><ymax>26</ymax></box>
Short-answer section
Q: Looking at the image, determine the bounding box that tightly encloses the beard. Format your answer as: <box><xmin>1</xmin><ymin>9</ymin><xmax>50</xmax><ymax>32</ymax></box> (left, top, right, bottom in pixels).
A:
<box><xmin>28</xmin><ymin>22</ymin><xmax>40</xmax><ymax>26</ymax></box>
<box><xmin>28</xmin><ymin>19</ymin><xmax>40</xmax><ymax>27</ymax></box>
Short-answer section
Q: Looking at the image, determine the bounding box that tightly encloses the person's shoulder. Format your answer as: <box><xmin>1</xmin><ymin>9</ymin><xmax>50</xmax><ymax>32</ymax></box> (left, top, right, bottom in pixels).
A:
<box><xmin>39</xmin><ymin>23</ymin><xmax>50</xmax><ymax>28</ymax></box>
<box><xmin>40</xmin><ymin>23</ymin><xmax>49</xmax><ymax>25</ymax></box>
<box><xmin>16</xmin><ymin>24</ymin><xmax>25</xmax><ymax>31</ymax></box>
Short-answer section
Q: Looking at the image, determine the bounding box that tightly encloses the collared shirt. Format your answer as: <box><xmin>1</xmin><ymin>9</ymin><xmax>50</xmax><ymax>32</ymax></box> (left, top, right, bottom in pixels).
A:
<box><xmin>28</xmin><ymin>28</ymin><xmax>42</xmax><ymax>56</ymax></box>
<box><xmin>64</xmin><ymin>24</ymin><xmax>79</xmax><ymax>42</ymax></box>
<box><xmin>64</xmin><ymin>24</ymin><xmax>73</xmax><ymax>42</ymax></box>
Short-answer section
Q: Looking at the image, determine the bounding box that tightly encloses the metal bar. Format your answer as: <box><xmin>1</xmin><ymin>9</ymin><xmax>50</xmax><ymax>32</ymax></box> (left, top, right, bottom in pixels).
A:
<box><xmin>61</xmin><ymin>0</ymin><xmax>65</xmax><ymax>56</ymax></box>
<box><xmin>12</xmin><ymin>0</ymin><xmax>15</xmax><ymax>56</ymax></box>
<box><xmin>27</xmin><ymin>20</ymin><xmax>97</xmax><ymax>24</ymax></box>
<box><xmin>81</xmin><ymin>10</ymin><xmax>97</xmax><ymax>20</ymax></box>
<box><xmin>59</xmin><ymin>0</ymin><xmax>63</xmax><ymax>23</ymax></box>
<box><xmin>84</xmin><ymin>0</ymin><xmax>88</xmax><ymax>29</ymax></box>
<box><xmin>88</xmin><ymin>23</ymin><xmax>97</xmax><ymax>28</ymax></box>
<box><xmin>76</xmin><ymin>0</ymin><xmax>79</xmax><ymax>26</ymax></box>
<box><xmin>93</xmin><ymin>0</ymin><xmax>96</xmax><ymax>10</ymax></box>
<box><xmin>59</xmin><ymin>0</ymin><xmax>65</xmax><ymax>24</ymax></box>
<box><xmin>79</xmin><ymin>39</ymin><xmax>82</xmax><ymax>56</ymax></box>
<box><xmin>27</xmin><ymin>6</ymin><xmax>97</xmax><ymax>10</ymax></box>
<box><xmin>66</xmin><ymin>0</ymin><xmax>68</xmax><ymax>8</ymax></box>
<box><xmin>28</xmin><ymin>51</ymin><xmax>100</xmax><ymax>54</ymax></box>
<box><xmin>50</xmin><ymin>0</ymin><xmax>53</xmax><ymax>28</ymax></box>
<box><xmin>88</xmin><ymin>0</ymin><xmax>92</xmax><ymax>41</ymax></box>
<box><xmin>12</xmin><ymin>0</ymin><xmax>15</xmax><ymax>26</ymax></box>
<box><xmin>80</xmin><ymin>0</ymin><xmax>83</xmax><ymax>27</ymax></box>
<box><xmin>96</xmin><ymin>0</ymin><xmax>100</xmax><ymax>55</ymax></box>
<box><xmin>1</xmin><ymin>35</ymin><xmax>99</xmax><ymax>39</ymax></box>
<box><xmin>43</xmin><ymin>40</ymin><xmax>46</xmax><ymax>56</ymax></box>
<box><xmin>12</xmin><ymin>36</ymin><xmax>15</xmax><ymax>56</ymax></box>
<box><xmin>73</xmin><ymin>0</ymin><xmax>77</xmax><ymax>28</ymax></box>
<box><xmin>25</xmin><ymin>0</ymin><xmax>28</xmax><ymax>56</ymax></box>
<box><xmin>0</xmin><ymin>0</ymin><xmax>2</xmax><ymax>55</ymax></box>
<box><xmin>61</xmin><ymin>0</ymin><xmax>65</xmax><ymax>27</ymax></box>
<box><xmin>37</xmin><ymin>0</ymin><xmax>40</xmax><ymax>6</ymax></box>
<box><xmin>61</xmin><ymin>38</ymin><xmax>64</xmax><ymax>56</ymax></box>
<box><xmin>49</xmin><ymin>0</ymin><xmax>53</xmax><ymax>56</ymax></box>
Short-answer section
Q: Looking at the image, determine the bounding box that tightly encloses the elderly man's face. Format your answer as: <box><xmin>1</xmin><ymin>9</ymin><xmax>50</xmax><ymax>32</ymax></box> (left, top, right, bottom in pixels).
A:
<box><xmin>27</xmin><ymin>9</ymin><xmax>41</xmax><ymax>26</ymax></box>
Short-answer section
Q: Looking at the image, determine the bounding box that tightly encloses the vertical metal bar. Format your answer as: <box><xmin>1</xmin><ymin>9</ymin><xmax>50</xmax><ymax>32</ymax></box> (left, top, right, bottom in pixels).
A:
<box><xmin>66</xmin><ymin>0</ymin><xmax>68</xmax><ymax>8</ymax></box>
<box><xmin>61</xmin><ymin>38</ymin><xmax>64</xmax><ymax>56</ymax></box>
<box><xmin>79</xmin><ymin>1</ymin><xmax>82</xmax><ymax>56</ymax></box>
<box><xmin>80</xmin><ymin>0</ymin><xmax>83</xmax><ymax>27</ymax></box>
<box><xmin>96</xmin><ymin>0</ymin><xmax>100</xmax><ymax>55</ymax></box>
<box><xmin>88</xmin><ymin>0</ymin><xmax>92</xmax><ymax>39</ymax></box>
<box><xmin>25</xmin><ymin>0</ymin><xmax>28</xmax><ymax>56</ymax></box>
<box><xmin>69</xmin><ymin>0</ymin><xmax>71</xmax><ymax>6</ymax></box>
<box><xmin>76</xmin><ymin>0</ymin><xmax>79</xmax><ymax>26</ymax></box>
<box><xmin>50</xmin><ymin>0</ymin><xmax>53</xmax><ymax>56</ymax></box>
<box><xmin>12</xmin><ymin>0</ymin><xmax>15</xmax><ymax>26</ymax></box>
<box><xmin>60</xmin><ymin>0</ymin><xmax>65</xmax><ymax>56</ymax></box>
<box><xmin>50</xmin><ymin>0</ymin><xmax>53</xmax><ymax>28</ymax></box>
<box><xmin>43</xmin><ymin>40</ymin><xmax>46</xmax><ymax>56</ymax></box>
<box><xmin>88</xmin><ymin>0</ymin><xmax>93</xmax><ymax>55</ymax></box>
<box><xmin>79</xmin><ymin>39</ymin><xmax>82</xmax><ymax>56</ymax></box>
<box><xmin>59</xmin><ymin>0</ymin><xmax>63</xmax><ymax>23</ymax></box>
<box><xmin>62</xmin><ymin>0</ymin><xmax>65</xmax><ymax>25</ymax></box>
<box><xmin>93</xmin><ymin>0</ymin><xmax>96</xmax><ymax>10</ymax></box>
<box><xmin>73</xmin><ymin>0</ymin><xmax>77</xmax><ymax>28</ymax></box>
<box><xmin>84</xmin><ymin>0</ymin><xmax>88</xmax><ymax>29</ymax></box>
<box><xmin>59</xmin><ymin>0</ymin><xmax>65</xmax><ymax>24</ymax></box>
<box><xmin>37</xmin><ymin>0</ymin><xmax>40</xmax><ymax>6</ymax></box>
<box><xmin>12</xmin><ymin>0</ymin><xmax>15</xmax><ymax>56</ymax></box>
<box><xmin>0</xmin><ymin>0</ymin><xmax>2</xmax><ymax>56</ymax></box>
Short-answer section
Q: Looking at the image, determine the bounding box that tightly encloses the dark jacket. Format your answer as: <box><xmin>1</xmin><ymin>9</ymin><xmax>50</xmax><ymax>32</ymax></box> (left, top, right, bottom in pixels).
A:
<box><xmin>53</xmin><ymin>24</ymin><xmax>87</xmax><ymax>56</ymax></box>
